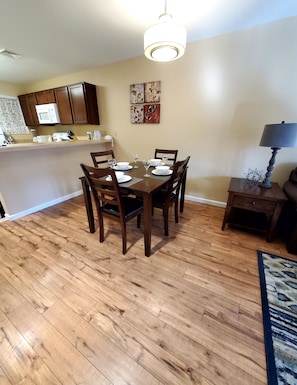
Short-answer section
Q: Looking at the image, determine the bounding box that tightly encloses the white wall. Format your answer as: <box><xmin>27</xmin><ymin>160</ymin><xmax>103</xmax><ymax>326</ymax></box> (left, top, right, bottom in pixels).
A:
<box><xmin>2</xmin><ymin>16</ymin><xmax>297</xmax><ymax>205</ymax></box>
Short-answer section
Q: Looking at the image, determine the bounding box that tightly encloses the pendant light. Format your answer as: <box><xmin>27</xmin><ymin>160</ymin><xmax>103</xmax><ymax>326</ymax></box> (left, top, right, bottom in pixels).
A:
<box><xmin>144</xmin><ymin>0</ymin><xmax>187</xmax><ymax>62</ymax></box>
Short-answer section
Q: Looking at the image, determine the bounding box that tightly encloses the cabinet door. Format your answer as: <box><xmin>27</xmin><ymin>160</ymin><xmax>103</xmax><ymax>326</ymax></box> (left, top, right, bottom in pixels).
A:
<box><xmin>54</xmin><ymin>86</ymin><xmax>73</xmax><ymax>124</ymax></box>
<box><xmin>36</xmin><ymin>89</ymin><xmax>55</xmax><ymax>104</ymax></box>
<box><xmin>68</xmin><ymin>82</ymin><xmax>100</xmax><ymax>125</ymax></box>
<box><xmin>68</xmin><ymin>83</ymin><xmax>88</xmax><ymax>124</ymax></box>
<box><xmin>18</xmin><ymin>93</ymin><xmax>39</xmax><ymax>126</ymax></box>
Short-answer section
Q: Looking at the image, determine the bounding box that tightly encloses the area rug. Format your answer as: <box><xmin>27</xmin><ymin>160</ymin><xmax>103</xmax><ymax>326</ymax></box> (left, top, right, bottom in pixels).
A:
<box><xmin>257</xmin><ymin>250</ymin><xmax>297</xmax><ymax>385</ymax></box>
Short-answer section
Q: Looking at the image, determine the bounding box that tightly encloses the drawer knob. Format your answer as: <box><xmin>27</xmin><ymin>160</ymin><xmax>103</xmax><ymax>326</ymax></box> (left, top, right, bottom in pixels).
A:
<box><xmin>252</xmin><ymin>201</ymin><xmax>256</xmax><ymax>205</ymax></box>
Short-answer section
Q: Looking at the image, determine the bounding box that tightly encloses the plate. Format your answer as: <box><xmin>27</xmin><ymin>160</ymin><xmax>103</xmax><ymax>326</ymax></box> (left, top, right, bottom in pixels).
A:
<box><xmin>106</xmin><ymin>175</ymin><xmax>132</xmax><ymax>183</ymax></box>
<box><xmin>152</xmin><ymin>170</ymin><xmax>173</xmax><ymax>176</ymax></box>
<box><xmin>113</xmin><ymin>165</ymin><xmax>133</xmax><ymax>171</ymax></box>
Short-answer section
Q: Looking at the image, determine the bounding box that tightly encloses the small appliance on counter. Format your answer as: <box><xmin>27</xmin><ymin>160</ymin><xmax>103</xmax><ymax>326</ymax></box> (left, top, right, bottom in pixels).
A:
<box><xmin>53</xmin><ymin>131</ymin><xmax>74</xmax><ymax>141</ymax></box>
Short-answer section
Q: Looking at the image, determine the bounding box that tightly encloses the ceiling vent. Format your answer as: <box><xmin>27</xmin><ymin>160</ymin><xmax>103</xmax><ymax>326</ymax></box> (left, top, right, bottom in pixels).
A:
<box><xmin>0</xmin><ymin>49</ymin><xmax>23</xmax><ymax>60</ymax></box>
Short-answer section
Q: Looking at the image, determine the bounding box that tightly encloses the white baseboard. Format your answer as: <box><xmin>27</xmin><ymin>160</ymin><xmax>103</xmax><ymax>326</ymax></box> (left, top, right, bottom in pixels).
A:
<box><xmin>6</xmin><ymin>190</ymin><xmax>83</xmax><ymax>221</ymax></box>
<box><xmin>185</xmin><ymin>194</ymin><xmax>227</xmax><ymax>208</ymax></box>
<box><xmin>5</xmin><ymin>191</ymin><xmax>226</xmax><ymax>221</ymax></box>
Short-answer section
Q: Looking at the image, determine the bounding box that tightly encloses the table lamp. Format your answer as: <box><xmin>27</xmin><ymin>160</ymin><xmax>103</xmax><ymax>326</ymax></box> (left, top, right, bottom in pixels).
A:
<box><xmin>259</xmin><ymin>121</ymin><xmax>297</xmax><ymax>188</ymax></box>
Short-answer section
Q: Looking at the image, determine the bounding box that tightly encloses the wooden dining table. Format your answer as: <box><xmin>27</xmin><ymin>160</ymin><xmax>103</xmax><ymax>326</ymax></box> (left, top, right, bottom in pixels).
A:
<box><xmin>79</xmin><ymin>162</ymin><xmax>172</xmax><ymax>257</ymax></box>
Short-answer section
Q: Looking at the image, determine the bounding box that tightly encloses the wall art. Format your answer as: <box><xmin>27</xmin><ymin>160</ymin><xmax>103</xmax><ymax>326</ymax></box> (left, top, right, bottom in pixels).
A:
<box><xmin>130</xmin><ymin>81</ymin><xmax>161</xmax><ymax>124</ymax></box>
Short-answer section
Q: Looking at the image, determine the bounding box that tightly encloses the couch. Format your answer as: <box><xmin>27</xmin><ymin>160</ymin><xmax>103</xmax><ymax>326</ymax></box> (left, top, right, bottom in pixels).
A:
<box><xmin>282</xmin><ymin>167</ymin><xmax>297</xmax><ymax>254</ymax></box>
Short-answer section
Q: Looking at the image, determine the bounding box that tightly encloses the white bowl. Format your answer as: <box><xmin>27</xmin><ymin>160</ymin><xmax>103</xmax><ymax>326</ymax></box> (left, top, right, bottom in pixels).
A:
<box><xmin>115</xmin><ymin>171</ymin><xmax>124</xmax><ymax>180</ymax></box>
<box><xmin>116</xmin><ymin>162</ymin><xmax>130</xmax><ymax>170</ymax></box>
<box><xmin>155</xmin><ymin>165</ymin><xmax>170</xmax><ymax>172</ymax></box>
<box><xmin>150</xmin><ymin>159</ymin><xmax>162</xmax><ymax>166</ymax></box>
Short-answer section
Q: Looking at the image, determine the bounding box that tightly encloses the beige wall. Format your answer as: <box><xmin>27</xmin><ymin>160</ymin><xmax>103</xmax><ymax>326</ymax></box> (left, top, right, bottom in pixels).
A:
<box><xmin>1</xmin><ymin>17</ymin><xmax>297</xmax><ymax>205</ymax></box>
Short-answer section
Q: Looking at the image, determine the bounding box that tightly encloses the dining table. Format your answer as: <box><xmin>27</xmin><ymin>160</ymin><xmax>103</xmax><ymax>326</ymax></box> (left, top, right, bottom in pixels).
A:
<box><xmin>79</xmin><ymin>161</ymin><xmax>173</xmax><ymax>257</ymax></box>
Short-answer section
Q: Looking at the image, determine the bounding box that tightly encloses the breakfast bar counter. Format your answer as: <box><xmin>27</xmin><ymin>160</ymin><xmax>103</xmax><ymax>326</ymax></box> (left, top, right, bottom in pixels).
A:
<box><xmin>0</xmin><ymin>140</ymin><xmax>112</xmax><ymax>220</ymax></box>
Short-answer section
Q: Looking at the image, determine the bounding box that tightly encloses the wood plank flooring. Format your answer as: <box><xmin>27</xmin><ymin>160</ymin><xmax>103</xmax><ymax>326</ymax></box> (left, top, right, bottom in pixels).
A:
<box><xmin>0</xmin><ymin>195</ymin><xmax>295</xmax><ymax>385</ymax></box>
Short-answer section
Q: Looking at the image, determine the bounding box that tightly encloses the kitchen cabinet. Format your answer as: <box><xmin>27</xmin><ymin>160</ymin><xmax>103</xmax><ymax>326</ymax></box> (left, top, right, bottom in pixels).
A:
<box><xmin>68</xmin><ymin>82</ymin><xmax>100</xmax><ymax>125</ymax></box>
<box><xmin>55</xmin><ymin>82</ymin><xmax>100</xmax><ymax>125</ymax></box>
<box><xmin>18</xmin><ymin>82</ymin><xmax>99</xmax><ymax>126</ymax></box>
<box><xmin>18</xmin><ymin>93</ymin><xmax>39</xmax><ymax>126</ymax></box>
<box><xmin>54</xmin><ymin>86</ymin><xmax>73</xmax><ymax>124</ymax></box>
<box><xmin>35</xmin><ymin>89</ymin><xmax>56</xmax><ymax>104</ymax></box>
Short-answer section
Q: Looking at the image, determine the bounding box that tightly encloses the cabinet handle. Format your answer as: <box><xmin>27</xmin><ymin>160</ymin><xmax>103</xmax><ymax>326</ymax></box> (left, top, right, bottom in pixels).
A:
<box><xmin>252</xmin><ymin>201</ymin><xmax>256</xmax><ymax>205</ymax></box>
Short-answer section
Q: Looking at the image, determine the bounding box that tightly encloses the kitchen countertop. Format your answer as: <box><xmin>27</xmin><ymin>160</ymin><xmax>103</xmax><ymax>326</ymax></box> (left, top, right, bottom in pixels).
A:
<box><xmin>0</xmin><ymin>139</ymin><xmax>112</xmax><ymax>152</ymax></box>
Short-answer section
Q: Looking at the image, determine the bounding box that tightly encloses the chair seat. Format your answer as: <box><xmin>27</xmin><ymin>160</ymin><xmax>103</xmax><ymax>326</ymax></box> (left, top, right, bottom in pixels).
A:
<box><xmin>152</xmin><ymin>191</ymin><xmax>176</xmax><ymax>206</ymax></box>
<box><xmin>103</xmin><ymin>197</ymin><xmax>143</xmax><ymax>218</ymax></box>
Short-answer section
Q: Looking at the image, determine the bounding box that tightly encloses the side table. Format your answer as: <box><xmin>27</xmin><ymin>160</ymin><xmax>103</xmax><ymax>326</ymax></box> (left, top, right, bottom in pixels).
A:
<box><xmin>222</xmin><ymin>178</ymin><xmax>287</xmax><ymax>242</ymax></box>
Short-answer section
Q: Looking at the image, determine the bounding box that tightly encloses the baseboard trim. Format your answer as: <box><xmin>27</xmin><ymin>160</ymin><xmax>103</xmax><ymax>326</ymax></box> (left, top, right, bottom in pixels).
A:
<box><xmin>4</xmin><ymin>192</ymin><xmax>226</xmax><ymax>221</ymax></box>
<box><xmin>6</xmin><ymin>190</ymin><xmax>83</xmax><ymax>221</ymax></box>
<box><xmin>185</xmin><ymin>194</ymin><xmax>227</xmax><ymax>208</ymax></box>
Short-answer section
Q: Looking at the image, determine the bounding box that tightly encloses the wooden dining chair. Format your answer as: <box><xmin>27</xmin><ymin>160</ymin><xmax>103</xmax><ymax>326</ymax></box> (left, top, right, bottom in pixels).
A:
<box><xmin>80</xmin><ymin>163</ymin><xmax>143</xmax><ymax>254</ymax></box>
<box><xmin>154</xmin><ymin>149</ymin><xmax>178</xmax><ymax>165</ymax></box>
<box><xmin>90</xmin><ymin>149</ymin><xmax>115</xmax><ymax>168</ymax></box>
<box><xmin>152</xmin><ymin>157</ymin><xmax>189</xmax><ymax>236</ymax></box>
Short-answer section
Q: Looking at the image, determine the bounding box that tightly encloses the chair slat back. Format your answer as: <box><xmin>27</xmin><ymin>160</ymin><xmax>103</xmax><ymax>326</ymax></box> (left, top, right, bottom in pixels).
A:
<box><xmin>80</xmin><ymin>163</ymin><xmax>123</xmax><ymax>216</ymax></box>
<box><xmin>90</xmin><ymin>150</ymin><xmax>115</xmax><ymax>168</ymax></box>
<box><xmin>154</xmin><ymin>149</ymin><xmax>178</xmax><ymax>165</ymax></box>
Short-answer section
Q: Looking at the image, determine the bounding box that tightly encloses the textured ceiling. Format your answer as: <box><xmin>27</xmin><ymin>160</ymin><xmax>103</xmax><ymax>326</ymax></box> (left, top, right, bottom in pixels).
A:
<box><xmin>0</xmin><ymin>0</ymin><xmax>297</xmax><ymax>84</ymax></box>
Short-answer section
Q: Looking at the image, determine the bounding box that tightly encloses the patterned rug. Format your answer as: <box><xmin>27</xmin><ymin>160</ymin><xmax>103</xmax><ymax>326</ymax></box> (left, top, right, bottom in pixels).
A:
<box><xmin>257</xmin><ymin>251</ymin><xmax>297</xmax><ymax>385</ymax></box>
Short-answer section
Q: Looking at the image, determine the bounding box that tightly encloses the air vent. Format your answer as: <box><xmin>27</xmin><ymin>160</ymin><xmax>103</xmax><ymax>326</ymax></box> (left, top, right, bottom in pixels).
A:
<box><xmin>0</xmin><ymin>49</ymin><xmax>23</xmax><ymax>60</ymax></box>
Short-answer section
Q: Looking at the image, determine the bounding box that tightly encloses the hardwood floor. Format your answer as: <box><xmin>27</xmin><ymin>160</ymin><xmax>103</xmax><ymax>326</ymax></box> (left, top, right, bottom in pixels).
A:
<box><xmin>0</xmin><ymin>196</ymin><xmax>295</xmax><ymax>385</ymax></box>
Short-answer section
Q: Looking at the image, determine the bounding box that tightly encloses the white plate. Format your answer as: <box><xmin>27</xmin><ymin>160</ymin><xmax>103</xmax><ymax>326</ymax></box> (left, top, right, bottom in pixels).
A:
<box><xmin>113</xmin><ymin>165</ymin><xmax>133</xmax><ymax>171</ymax></box>
<box><xmin>106</xmin><ymin>175</ymin><xmax>132</xmax><ymax>183</ymax></box>
<box><xmin>152</xmin><ymin>170</ymin><xmax>173</xmax><ymax>176</ymax></box>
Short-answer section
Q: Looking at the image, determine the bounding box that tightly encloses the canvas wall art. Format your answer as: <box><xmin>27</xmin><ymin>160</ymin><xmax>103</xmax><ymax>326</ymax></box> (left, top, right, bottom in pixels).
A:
<box><xmin>130</xmin><ymin>81</ymin><xmax>161</xmax><ymax>124</ymax></box>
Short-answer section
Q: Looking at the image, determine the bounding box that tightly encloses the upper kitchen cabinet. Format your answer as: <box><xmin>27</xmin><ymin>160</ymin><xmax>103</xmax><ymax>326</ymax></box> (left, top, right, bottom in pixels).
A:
<box><xmin>68</xmin><ymin>82</ymin><xmax>100</xmax><ymax>125</ymax></box>
<box><xmin>54</xmin><ymin>86</ymin><xmax>73</xmax><ymax>124</ymax></box>
<box><xmin>55</xmin><ymin>82</ymin><xmax>100</xmax><ymax>125</ymax></box>
<box><xmin>18</xmin><ymin>93</ymin><xmax>39</xmax><ymax>126</ymax></box>
<box><xmin>35</xmin><ymin>89</ymin><xmax>56</xmax><ymax>104</ymax></box>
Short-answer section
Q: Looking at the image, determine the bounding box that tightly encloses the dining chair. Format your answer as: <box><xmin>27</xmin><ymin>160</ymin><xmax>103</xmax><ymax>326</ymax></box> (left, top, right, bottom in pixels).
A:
<box><xmin>90</xmin><ymin>149</ymin><xmax>115</xmax><ymax>168</ymax></box>
<box><xmin>152</xmin><ymin>156</ymin><xmax>189</xmax><ymax>236</ymax></box>
<box><xmin>80</xmin><ymin>163</ymin><xmax>143</xmax><ymax>254</ymax></box>
<box><xmin>154</xmin><ymin>149</ymin><xmax>178</xmax><ymax>165</ymax></box>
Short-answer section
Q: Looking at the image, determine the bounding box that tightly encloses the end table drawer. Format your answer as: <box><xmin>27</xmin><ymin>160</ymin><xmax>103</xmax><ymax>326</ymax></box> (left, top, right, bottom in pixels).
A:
<box><xmin>233</xmin><ymin>195</ymin><xmax>276</xmax><ymax>213</ymax></box>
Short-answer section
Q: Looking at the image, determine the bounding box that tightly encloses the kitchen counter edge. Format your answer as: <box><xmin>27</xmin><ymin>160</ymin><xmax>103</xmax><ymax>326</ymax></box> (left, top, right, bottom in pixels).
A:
<box><xmin>0</xmin><ymin>140</ymin><xmax>112</xmax><ymax>153</ymax></box>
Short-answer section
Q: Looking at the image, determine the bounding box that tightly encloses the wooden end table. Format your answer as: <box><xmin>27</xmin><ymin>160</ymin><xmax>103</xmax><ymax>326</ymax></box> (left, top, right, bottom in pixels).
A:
<box><xmin>222</xmin><ymin>177</ymin><xmax>287</xmax><ymax>242</ymax></box>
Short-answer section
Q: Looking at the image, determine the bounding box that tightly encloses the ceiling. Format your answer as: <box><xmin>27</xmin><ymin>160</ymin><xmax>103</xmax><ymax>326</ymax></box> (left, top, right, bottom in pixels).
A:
<box><xmin>1</xmin><ymin>0</ymin><xmax>297</xmax><ymax>85</ymax></box>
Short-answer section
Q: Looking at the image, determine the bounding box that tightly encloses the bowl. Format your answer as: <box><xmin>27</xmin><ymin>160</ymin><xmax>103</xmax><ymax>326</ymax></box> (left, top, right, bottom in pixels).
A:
<box><xmin>115</xmin><ymin>171</ymin><xmax>124</xmax><ymax>180</ymax></box>
<box><xmin>155</xmin><ymin>165</ymin><xmax>170</xmax><ymax>172</ymax></box>
<box><xmin>150</xmin><ymin>158</ymin><xmax>162</xmax><ymax>166</ymax></box>
<box><xmin>116</xmin><ymin>162</ymin><xmax>130</xmax><ymax>170</ymax></box>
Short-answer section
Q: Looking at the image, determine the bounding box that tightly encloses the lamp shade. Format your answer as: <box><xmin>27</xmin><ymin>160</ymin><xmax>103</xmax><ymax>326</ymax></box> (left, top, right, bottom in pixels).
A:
<box><xmin>260</xmin><ymin>123</ymin><xmax>297</xmax><ymax>148</ymax></box>
<box><xmin>144</xmin><ymin>14</ymin><xmax>186</xmax><ymax>62</ymax></box>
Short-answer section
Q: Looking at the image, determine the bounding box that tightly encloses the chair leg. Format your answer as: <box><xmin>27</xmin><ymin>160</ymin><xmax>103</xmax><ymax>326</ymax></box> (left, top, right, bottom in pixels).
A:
<box><xmin>99</xmin><ymin>216</ymin><xmax>104</xmax><ymax>243</ymax></box>
<box><xmin>121</xmin><ymin>223</ymin><xmax>127</xmax><ymax>254</ymax></box>
<box><xmin>164</xmin><ymin>209</ymin><xmax>169</xmax><ymax>236</ymax></box>
<box><xmin>175</xmin><ymin>200</ymin><xmax>179</xmax><ymax>223</ymax></box>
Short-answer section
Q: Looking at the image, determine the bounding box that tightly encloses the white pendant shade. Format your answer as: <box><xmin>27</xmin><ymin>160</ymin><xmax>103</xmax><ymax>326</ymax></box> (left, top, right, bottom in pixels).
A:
<box><xmin>144</xmin><ymin>14</ymin><xmax>186</xmax><ymax>62</ymax></box>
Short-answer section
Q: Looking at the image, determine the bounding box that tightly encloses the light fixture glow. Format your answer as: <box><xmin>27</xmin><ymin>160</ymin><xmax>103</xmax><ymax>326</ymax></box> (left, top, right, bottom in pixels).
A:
<box><xmin>144</xmin><ymin>2</ymin><xmax>186</xmax><ymax>62</ymax></box>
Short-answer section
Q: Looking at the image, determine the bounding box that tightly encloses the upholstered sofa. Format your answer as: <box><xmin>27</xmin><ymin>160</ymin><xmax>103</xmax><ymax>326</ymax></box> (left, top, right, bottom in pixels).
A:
<box><xmin>282</xmin><ymin>167</ymin><xmax>297</xmax><ymax>254</ymax></box>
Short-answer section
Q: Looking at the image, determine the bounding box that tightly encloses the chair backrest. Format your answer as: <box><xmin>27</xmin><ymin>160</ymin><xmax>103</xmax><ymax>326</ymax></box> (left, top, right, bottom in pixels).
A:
<box><xmin>90</xmin><ymin>149</ymin><xmax>115</xmax><ymax>168</ymax></box>
<box><xmin>80</xmin><ymin>163</ymin><xmax>124</xmax><ymax>218</ymax></box>
<box><xmin>165</xmin><ymin>157</ymin><xmax>189</xmax><ymax>200</ymax></box>
<box><xmin>154</xmin><ymin>149</ymin><xmax>178</xmax><ymax>165</ymax></box>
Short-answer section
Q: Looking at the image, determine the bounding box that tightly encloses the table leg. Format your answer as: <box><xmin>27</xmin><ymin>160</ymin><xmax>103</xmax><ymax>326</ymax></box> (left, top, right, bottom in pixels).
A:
<box><xmin>143</xmin><ymin>193</ymin><xmax>152</xmax><ymax>257</ymax></box>
<box><xmin>80</xmin><ymin>177</ymin><xmax>95</xmax><ymax>233</ymax></box>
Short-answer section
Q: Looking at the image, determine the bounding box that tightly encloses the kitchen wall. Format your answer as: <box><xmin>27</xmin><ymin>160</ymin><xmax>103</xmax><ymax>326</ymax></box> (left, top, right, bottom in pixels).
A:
<box><xmin>1</xmin><ymin>16</ymin><xmax>297</xmax><ymax>205</ymax></box>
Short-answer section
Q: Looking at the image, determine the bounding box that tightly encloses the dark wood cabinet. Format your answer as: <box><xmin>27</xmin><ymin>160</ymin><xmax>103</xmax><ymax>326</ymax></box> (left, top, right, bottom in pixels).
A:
<box><xmin>54</xmin><ymin>86</ymin><xmax>73</xmax><ymax>124</ymax></box>
<box><xmin>18</xmin><ymin>93</ymin><xmax>39</xmax><ymax>126</ymax></box>
<box><xmin>68</xmin><ymin>82</ymin><xmax>99</xmax><ymax>125</ymax></box>
<box><xmin>222</xmin><ymin>177</ymin><xmax>287</xmax><ymax>241</ymax></box>
<box><xmin>35</xmin><ymin>89</ymin><xmax>56</xmax><ymax>104</ymax></box>
<box><xmin>18</xmin><ymin>82</ymin><xmax>100</xmax><ymax>126</ymax></box>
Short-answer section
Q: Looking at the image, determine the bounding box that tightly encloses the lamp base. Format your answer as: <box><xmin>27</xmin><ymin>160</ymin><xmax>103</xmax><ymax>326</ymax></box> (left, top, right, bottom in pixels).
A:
<box><xmin>259</xmin><ymin>180</ymin><xmax>272</xmax><ymax>189</ymax></box>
